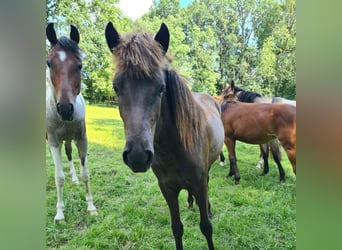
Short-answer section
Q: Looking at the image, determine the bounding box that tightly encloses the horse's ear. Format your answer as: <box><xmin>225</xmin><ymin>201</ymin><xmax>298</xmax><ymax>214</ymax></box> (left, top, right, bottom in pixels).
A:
<box><xmin>46</xmin><ymin>23</ymin><xmax>58</xmax><ymax>46</ymax></box>
<box><xmin>105</xmin><ymin>22</ymin><xmax>120</xmax><ymax>53</ymax></box>
<box><xmin>154</xmin><ymin>23</ymin><xmax>169</xmax><ymax>54</ymax></box>
<box><xmin>230</xmin><ymin>80</ymin><xmax>235</xmax><ymax>90</ymax></box>
<box><xmin>70</xmin><ymin>25</ymin><xmax>80</xmax><ymax>44</ymax></box>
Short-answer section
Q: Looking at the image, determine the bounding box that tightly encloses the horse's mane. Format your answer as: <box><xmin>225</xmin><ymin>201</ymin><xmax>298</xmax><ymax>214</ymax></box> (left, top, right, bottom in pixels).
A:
<box><xmin>165</xmin><ymin>69</ymin><xmax>201</xmax><ymax>152</ymax></box>
<box><xmin>221</xmin><ymin>101</ymin><xmax>237</xmax><ymax>113</ymax></box>
<box><xmin>57</xmin><ymin>36</ymin><xmax>81</xmax><ymax>57</ymax></box>
<box><xmin>234</xmin><ymin>86</ymin><xmax>262</xmax><ymax>103</ymax></box>
<box><xmin>112</xmin><ymin>32</ymin><xmax>168</xmax><ymax>79</ymax></box>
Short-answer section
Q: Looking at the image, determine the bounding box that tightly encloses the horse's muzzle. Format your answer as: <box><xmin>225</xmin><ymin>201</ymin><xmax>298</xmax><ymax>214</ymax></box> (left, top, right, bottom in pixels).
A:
<box><xmin>123</xmin><ymin>147</ymin><xmax>153</xmax><ymax>172</ymax></box>
<box><xmin>57</xmin><ymin>102</ymin><xmax>74</xmax><ymax>121</ymax></box>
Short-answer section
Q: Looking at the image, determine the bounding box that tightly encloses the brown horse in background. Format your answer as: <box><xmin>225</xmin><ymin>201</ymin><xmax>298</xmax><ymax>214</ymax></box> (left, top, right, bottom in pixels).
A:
<box><xmin>105</xmin><ymin>22</ymin><xmax>224</xmax><ymax>250</ymax></box>
<box><xmin>220</xmin><ymin>81</ymin><xmax>296</xmax><ymax>184</ymax></box>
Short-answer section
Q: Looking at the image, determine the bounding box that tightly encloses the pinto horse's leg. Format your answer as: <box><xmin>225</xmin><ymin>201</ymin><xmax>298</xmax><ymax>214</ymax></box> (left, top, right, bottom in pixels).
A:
<box><xmin>49</xmin><ymin>144</ymin><xmax>65</xmax><ymax>222</ymax></box>
<box><xmin>269</xmin><ymin>139</ymin><xmax>285</xmax><ymax>182</ymax></box>
<box><xmin>159</xmin><ymin>184</ymin><xmax>183</xmax><ymax>250</ymax></box>
<box><xmin>195</xmin><ymin>180</ymin><xmax>214</xmax><ymax>250</ymax></box>
<box><xmin>225</xmin><ymin>137</ymin><xmax>240</xmax><ymax>184</ymax></box>
<box><xmin>75</xmin><ymin>138</ymin><xmax>97</xmax><ymax>215</ymax></box>
<box><xmin>255</xmin><ymin>146</ymin><xmax>265</xmax><ymax>169</ymax></box>
<box><xmin>64</xmin><ymin>140</ymin><xmax>79</xmax><ymax>184</ymax></box>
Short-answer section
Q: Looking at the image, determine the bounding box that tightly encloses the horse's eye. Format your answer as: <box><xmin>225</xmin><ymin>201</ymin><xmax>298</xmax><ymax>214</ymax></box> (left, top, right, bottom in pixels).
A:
<box><xmin>46</xmin><ymin>60</ymin><xmax>51</xmax><ymax>68</ymax></box>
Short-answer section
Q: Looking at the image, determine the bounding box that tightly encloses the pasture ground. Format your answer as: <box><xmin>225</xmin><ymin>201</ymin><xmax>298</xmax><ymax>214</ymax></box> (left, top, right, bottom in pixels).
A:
<box><xmin>46</xmin><ymin>104</ymin><xmax>296</xmax><ymax>249</ymax></box>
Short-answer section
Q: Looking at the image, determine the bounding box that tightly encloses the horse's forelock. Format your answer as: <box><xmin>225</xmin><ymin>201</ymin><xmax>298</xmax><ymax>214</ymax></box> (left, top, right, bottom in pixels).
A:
<box><xmin>56</xmin><ymin>36</ymin><xmax>81</xmax><ymax>58</ymax></box>
<box><xmin>112</xmin><ymin>32</ymin><xmax>167</xmax><ymax>79</ymax></box>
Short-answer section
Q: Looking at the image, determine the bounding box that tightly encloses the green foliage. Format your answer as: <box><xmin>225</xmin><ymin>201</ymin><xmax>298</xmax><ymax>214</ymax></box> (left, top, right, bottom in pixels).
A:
<box><xmin>46</xmin><ymin>105</ymin><xmax>296</xmax><ymax>249</ymax></box>
<box><xmin>46</xmin><ymin>0</ymin><xmax>296</xmax><ymax>100</ymax></box>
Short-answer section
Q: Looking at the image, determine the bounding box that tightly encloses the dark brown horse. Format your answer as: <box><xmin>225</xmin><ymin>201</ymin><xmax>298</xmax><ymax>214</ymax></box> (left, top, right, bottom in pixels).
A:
<box><xmin>46</xmin><ymin>23</ymin><xmax>97</xmax><ymax>222</ymax></box>
<box><xmin>220</xmin><ymin>81</ymin><xmax>296</xmax><ymax>184</ymax></box>
<box><xmin>105</xmin><ymin>22</ymin><xmax>224</xmax><ymax>250</ymax></box>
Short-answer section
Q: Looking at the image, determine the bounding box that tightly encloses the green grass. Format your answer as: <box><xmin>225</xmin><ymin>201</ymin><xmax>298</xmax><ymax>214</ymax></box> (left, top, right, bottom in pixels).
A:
<box><xmin>46</xmin><ymin>104</ymin><xmax>296</xmax><ymax>249</ymax></box>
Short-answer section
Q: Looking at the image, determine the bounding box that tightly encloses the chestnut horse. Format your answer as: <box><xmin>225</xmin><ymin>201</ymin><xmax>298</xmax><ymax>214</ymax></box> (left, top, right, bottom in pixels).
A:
<box><xmin>219</xmin><ymin>81</ymin><xmax>296</xmax><ymax>181</ymax></box>
<box><xmin>220</xmin><ymin>82</ymin><xmax>296</xmax><ymax>184</ymax></box>
<box><xmin>105</xmin><ymin>22</ymin><xmax>224</xmax><ymax>250</ymax></box>
<box><xmin>46</xmin><ymin>23</ymin><xmax>97</xmax><ymax>222</ymax></box>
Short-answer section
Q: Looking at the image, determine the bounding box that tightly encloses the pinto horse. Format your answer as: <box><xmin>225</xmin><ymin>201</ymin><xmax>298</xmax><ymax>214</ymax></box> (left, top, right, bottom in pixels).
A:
<box><xmin>219</xmin><ymin>81</ymin><xmax>296</xmax><ymax>181</ymax></box>
<box><xmin>46</xmin><ymin>23</ymin><xmax>97</xmax><ymax>222</ymax></box>
<box><xmin>105</xmin><ymin>22</ymin><xmax>224</xmax><ymax>250</ymax></box>
<box><xmin>220</xmin><ymin>81</ymin><xmax>296</xmax><ymax>184</ymax></box>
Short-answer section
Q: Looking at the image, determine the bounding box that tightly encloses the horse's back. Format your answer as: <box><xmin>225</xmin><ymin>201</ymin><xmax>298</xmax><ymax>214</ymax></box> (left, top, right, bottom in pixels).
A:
<box><xmin>193</xmin><ymin>93</ymin><xmax>224</xmax><ymax>165</ymax></box>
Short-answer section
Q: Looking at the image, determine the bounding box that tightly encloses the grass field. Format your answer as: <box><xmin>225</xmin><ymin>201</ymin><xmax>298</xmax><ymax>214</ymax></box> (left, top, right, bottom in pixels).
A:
<box><xmin>46</xmin><ymin>104</ymin><xmax>296</xmax><ymax>249</ymax></box>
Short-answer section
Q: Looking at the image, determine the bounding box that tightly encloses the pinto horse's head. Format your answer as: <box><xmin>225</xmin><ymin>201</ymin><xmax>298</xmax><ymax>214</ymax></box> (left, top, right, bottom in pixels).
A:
<box><xmin>105</xmin><ymin>22</ymin><xmax>169</xmax><ymax>172</ymax></box>
<box><xmin>46</xmin><ymin>23</ymin><xmax>83</xmax><ymax>121</ymax></box>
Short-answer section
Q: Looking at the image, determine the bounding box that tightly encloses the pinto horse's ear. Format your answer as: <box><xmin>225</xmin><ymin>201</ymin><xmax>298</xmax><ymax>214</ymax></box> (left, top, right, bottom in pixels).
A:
<box><xmin>154</xmin><ymin>23</ymin><xmax>169</xmax><ymax>54</ymax></box>
<box><xmin>46</xmin><ymin>23</ymin><xmax>58</xmax><ymax>46</ymax></box>
<box><xmin>70</xmin><ymin>25</ymin><xmax>80</xmax><ymax>44</ymax></box>
<box><xmin>105</xmin><ymin>22</ymin><xmax>120</xmax><ymax>53</ymax></box>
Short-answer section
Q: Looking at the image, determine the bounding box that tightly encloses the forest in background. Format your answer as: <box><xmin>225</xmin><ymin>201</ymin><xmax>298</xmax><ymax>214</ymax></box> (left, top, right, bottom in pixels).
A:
<box><xmin>46</xmin><ymin>0</ymin><xmax>296</xmax><ymax>103</ymax></box>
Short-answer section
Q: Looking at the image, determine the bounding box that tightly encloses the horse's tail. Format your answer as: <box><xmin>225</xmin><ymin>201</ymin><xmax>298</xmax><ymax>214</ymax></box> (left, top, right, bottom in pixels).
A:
<box><xmin>269</xmin><ymin>139</ymin><xmax>282</xmax><ymax>161</ymax></box>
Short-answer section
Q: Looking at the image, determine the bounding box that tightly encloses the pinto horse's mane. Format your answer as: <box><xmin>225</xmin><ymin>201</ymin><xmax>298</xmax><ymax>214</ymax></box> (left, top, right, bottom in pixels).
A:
<box><xmin>112</xmin><ymin>32</ymin><xmax>168</xmax><ymax>79</ymax></box>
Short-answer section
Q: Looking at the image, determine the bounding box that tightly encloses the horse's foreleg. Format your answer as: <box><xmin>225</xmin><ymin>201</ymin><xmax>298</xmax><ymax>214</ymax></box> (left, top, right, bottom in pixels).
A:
<box><xmin>159</xmin><ymin>184</ymin><xmax>183</xmax><ymax>250</ymax></box>
<box><xmin>195</xmin><ymin>181</ymin><xmax>214</xmax><ymax>250</ymax></box>
<box><xmin>64</xmin><ymin>140</ymin><xmax>79</xmax><ymax>184</ymax></box>
<box><xmin>76</xmin><ymin>138</ymin><xmax>97</xmax><ymax>215</ymax></box>
<box><xmin>49</xmin><ymin>144</ymin><xmax>65</xmax><ymax>222</ymax></box>
<box><xmin>225</xmin><ymin>137</ymin><xmax>240</xmax><ymax>184</ymax></box>
<box><xmin>270</xmin><ymin>140</ymin><xmax>285</xmax><ymax>182</ymax></box>
<box><xmin>260</xmin><ymin>144</ymin><xmax>269</xmax><ymax>175</ymax></box>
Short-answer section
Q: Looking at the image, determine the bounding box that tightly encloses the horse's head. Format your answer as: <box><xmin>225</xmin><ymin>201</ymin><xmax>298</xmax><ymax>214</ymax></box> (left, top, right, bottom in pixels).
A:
<box><xmin>221</xmin><ymin>80</ymin><xmax>238</xmax><ymax>102</ymax></box>
<box><xmin>46</xmin><ymin>23</ymin><xmax>83</xmax><ymax>121</ymax></box>
<box><xmin>105</xmin><ymin>22</ymin><xmax>169</xmax><ymax>172</ymax></box>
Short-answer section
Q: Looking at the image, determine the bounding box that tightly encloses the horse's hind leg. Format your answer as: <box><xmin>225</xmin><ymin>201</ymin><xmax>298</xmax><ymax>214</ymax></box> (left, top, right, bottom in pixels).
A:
<box><xmin>159</xmin><ymin>184</ymin><xmax>184</xmax><ymax>250</ymax></box>
<box><xmin>49</xmin><ymin>144</ymin><xmax>65</xmax><ymax>222</ymax></box>
<box><xmin>64</xmin><ymin>140</ymin><xmax>79</xmax><ymax>184</ymax></box>
<box><xmin>187</xmin><ymin>191</ymin><xmax>194</xmax><ymax>210</ymax></box>
<box><xmin>75</xmin><ymin>137</ymin><xmax>97</xmax><ymax>215</ymax></box>
<box><xmin>270</xmin><ymin>139</ymin><xmax>285</xmax><ymax>182</ymax></box>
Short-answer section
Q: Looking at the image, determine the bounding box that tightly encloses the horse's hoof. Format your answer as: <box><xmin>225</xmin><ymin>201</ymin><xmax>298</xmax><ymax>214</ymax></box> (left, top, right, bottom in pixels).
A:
<box><xmin>280</xmin><ymin>178</ymin><xmax>286</xmax><ymax>183</ymax></box>
<box><xmin>219</xmin><ymin>161</ymin><xmax>226</xmax><ymax>166</ymax></box>
<box><xmin>88</xmin><ymin>209</ymin><xmax>98</xmax><ymax>216</ymax></box>
<box><xmin>54</xmin><ymin>216</ymin><xmax>65</xmax><ymax>224</ymax></box>
<box><xmin>234</xmin><ymin>180</ymin><xmax>240</xmax><ymax>185</ymax></box>
<box><xmin>72</xmin><ymin>179</ymin><xmax>80</xmax><ymax>185</ymax></box>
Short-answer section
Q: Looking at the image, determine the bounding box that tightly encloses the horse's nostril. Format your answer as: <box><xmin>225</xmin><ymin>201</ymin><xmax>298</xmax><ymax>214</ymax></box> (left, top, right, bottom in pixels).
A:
<box><xmin>122</xmin><ymin>149</ymin><xmax>130</xmax><ymax>166</ymax></box>
<box><xmin>69</xmin><ymin>103</ymin><xmax>74</xmax><ymax>113</ymax></box>
<box><xmin>57</xmin><ymin>103</ymin><xmax>61</xmax><ymax>112</ymax></box>
<box><xmin>146</xmin><ymin>150</ymin><xmax>153</xmax><ymax>165</ymax></box>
